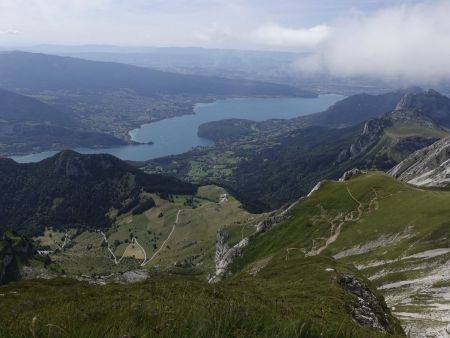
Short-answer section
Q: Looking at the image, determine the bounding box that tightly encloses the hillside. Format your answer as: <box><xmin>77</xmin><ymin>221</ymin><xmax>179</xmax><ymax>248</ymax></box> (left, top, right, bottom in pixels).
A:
<box><xmin>0</xmin><ymin>151</ymin><xmax>196</xmax><ymax>235</ymax></box>
<box><xmin>389</xmin><ymin>136</ymin><xmax>450</xmax><ymax>187</ymax></box>
<box><xmin>0</xmin><ymin>254</ymin><xmax>404</xmax><ymax>338</ymax></box>
<box><xmin>298</xmin><ymin>88</ymin><xmax>422</xmax><ymax>128</ymax></box>
<box><xmin>0</xmin><ymin>88</ymin><xmax>73</xmax><ymax>126</ymax></box>
<box><xmin>228</xmin><ymin>171</ymin><xmax>450</xmax><ymax>335</ymax></box>
<box><xmin>0</xmin><ymin>51</ymin><xmax>311</xmax><ymax>142</ymax></box>
<box><xmin>0</xmin><ymin>51</ymin><xmax>306</xmax><ymax>97</ymax></box>
<box><xmin>0</xmin><ymin>88</ymin><xmax>127</xmax><ymax>155</ymax></box>
<box><xmin>147</xmin><ymin>90</ymin><xmax>450</xmax><ymax>212</ymax></box>
<box><xmin>0</xmin><ymin>230</ymin><xmax>33</xmax><ymax>284</ymax></box>
<box><xmin>337</xmin><ymin>89</ymin><xmax>450</xmax><ymax>169</ymax></box>
<box><xmin>0</xmin><ymin>169</ymin><xmax>405</xmax><ymax>337</ymax></box>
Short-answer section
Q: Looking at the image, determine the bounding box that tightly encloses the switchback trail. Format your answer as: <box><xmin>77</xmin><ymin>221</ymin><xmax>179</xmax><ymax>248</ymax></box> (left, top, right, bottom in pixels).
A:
<box><xmin>101</xmin><ymin>209</ymin><xmax>183</xmax><ymax>266</ymax></box>
<box><xmin>306</xmin><ymin>183</ymin><xmax>376</xmax><ymax>257</ymax></box>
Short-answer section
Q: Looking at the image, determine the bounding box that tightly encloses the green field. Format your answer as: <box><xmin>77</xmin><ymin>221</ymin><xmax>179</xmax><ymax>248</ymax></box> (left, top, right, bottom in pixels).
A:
<box><xmin>233</xmin><ymin>171</ymin><xmax>450</xmax><ymax>333</ymax></box>
<box><xmin>34</xmin><ymin>185</ymin><xmax>266</xmax><ymax>277</ymax></box>
<box><xmin>0</xmin><ymin>254</ymin><xmax>403</xmax><ymax>338</ymax></box>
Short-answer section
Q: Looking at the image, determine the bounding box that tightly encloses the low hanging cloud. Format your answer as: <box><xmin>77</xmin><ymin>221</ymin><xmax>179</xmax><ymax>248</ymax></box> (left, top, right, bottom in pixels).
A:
<box><xmin>252</xmin><ymin>24</ymin><xmax>330</xmax><ymax>49</ymax></box>
<box><xmin>298</xmin><ymin>1</ymin><xmax>450</xmax><ymax>84</ymax></box>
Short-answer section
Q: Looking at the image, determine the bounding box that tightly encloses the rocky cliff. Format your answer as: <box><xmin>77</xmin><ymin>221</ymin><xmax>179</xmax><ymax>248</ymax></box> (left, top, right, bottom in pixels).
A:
<box><xmin>389</xmin><ymin>136</ymin><xmax>450</xmax><ymax>187</ymax></box>
<box><xmin>0</xmin><ymin>231</ymin><xmax>33</xmax><ymax>284</ymax></box>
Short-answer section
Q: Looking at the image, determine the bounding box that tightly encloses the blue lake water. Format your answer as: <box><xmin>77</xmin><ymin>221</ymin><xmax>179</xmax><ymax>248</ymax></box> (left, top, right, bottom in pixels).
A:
<box><xmin>10</xmin><ymin>94</ymin><xmax>345</xmax><ymax>163</ymax></box>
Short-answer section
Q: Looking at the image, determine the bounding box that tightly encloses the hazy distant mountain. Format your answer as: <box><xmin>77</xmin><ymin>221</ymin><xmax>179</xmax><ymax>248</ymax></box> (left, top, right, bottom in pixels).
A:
<box><xmin>300</xmin><ymin>87</ymin><xmax>423</xmax><ymax>128</ymax></box>
<box><xmin>0</xmin><ymin>88</ymin><xmax>126</xmax><ymax>155</ymax></box>
<box><xmin>0</xmin><ymin>51</ymin><xmax>310</xmax><ymax>97</ymax></box>
<box><xmin>0</xmin><ymin>88</ymin><xmax>73</xmax><ymax>126</ymax></box>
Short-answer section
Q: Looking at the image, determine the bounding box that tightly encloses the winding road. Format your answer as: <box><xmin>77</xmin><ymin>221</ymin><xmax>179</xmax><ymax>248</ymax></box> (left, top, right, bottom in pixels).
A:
<box><xmin>102</xmin><ymin>209</ymin><xmax>183</xmax><ymax>266</ymax></box>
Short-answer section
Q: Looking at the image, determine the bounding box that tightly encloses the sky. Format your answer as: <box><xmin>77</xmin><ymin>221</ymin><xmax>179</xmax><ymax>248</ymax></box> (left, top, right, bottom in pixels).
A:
<box><xmin>0</xmin><ymin>0</ymin><xmax>427</xmax><ymax>48</ymax></box>
<box><xmin>0</xmin><ymin>0</ymin><xmax>449</xmax><ymax>83</ymax></box>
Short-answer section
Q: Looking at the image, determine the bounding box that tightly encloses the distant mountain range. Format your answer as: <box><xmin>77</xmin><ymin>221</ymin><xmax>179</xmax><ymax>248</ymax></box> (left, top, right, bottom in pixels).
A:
<box><xmin>0</xmin><ymin>51</ymin><xmax>310</xmax><ymax>97</ymax></box>
<box><xmin>0</xmin><ymin>51</ymin><xmax>314</xmax><ymax>154</ymax></box>
<box><xmin>5</xmin><ymin>80</ymin><xmax>450</xmax><ymax>335</ymax></box>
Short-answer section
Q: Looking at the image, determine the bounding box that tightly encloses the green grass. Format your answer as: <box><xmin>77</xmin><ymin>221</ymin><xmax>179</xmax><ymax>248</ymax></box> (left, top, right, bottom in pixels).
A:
<box><xmin>384</xmin><ymin>122</ymin><xmax>449</xmax><ymax>139</ymax></box>
<box><xmin>235</xmin><ymin>172</ymin><xmax>450</xmax><ymax>271</ymax></box>
<box><xmin>43</xmin><ymin>186</ymin><xmax>265</xmax><ymax>276</ymax></box>
<box><xmin>0</xmin><ymin>255</ymin><xmax>403</xmax><ymax>338</ymax></box>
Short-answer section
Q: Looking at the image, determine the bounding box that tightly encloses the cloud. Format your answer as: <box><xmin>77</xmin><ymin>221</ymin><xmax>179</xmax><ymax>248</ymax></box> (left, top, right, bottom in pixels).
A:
<box><xmin>298</xmin><ymin>1</ymin><xmax>450</xmax><ymax>83</ymax></box>
<box><xmin>251</xmin><ymin>24</ymin><xmax>330</xmax><ymax>48</ymax></box>
<box><xmin>0</xmin><ymin>29</ymin><xmax>19</xmax><ymax>35</ymax></box>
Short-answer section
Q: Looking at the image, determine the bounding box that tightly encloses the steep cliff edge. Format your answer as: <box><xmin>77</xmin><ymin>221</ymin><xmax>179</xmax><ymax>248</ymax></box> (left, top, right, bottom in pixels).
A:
<box><xmin>389</xmin><ymin>136</ymin><xmax>450</xmax><ymax>187</ymax></box>
<box><xmin>337</xmin><ymin>89</ymin><xmax>450</xmax><ymax>168</ymax></box>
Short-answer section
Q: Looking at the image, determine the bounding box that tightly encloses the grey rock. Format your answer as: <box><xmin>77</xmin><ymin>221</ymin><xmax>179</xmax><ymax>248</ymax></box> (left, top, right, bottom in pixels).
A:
<box><xmin>337</xmin><ymin>118</ymin><xmax>390</xmax><ymax>163</ymax></box>
<box><xmin>339</xmin><ymin>168</ymin><xmax>366</xmax><ymax>182</ymax></box>
<box><xmin>209</xmin><ymin>202</ymin><xmax>296</xmax><ymax>283</ymax></box>
<box><xmin>339</xmin><ymin>274</ymin><xmax>393</xmax><ymax>333</ymax></box>
<box><xmin>114</xmin><ymin>269</ymin><xmax>150</xmax><ymax>284</ymax></box>
<box><xmin>389</xmin><ymin>136</ymin><xmax>450</xmax><ymax>187</ymax></box>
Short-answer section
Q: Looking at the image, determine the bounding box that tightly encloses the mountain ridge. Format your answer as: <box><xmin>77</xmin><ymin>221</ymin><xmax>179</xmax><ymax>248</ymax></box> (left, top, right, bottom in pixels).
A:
<box><xmin>0</xmin><ymin>150</ymin><xmax>196</xmax><ymax>235</ymax></box>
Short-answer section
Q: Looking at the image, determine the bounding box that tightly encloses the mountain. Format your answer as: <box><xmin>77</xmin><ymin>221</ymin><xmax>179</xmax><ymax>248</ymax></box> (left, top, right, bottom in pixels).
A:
<box><xmin>0</xmin><ymin>51</ymin><xmax>314</xmax><ymax>144</ymax></box>
<box><xmin>0</xmin><ymin>150</ymin><xmax>196</xmax><ymax>235</ymax></box>
<box><xmin>224</xmin><ymin>171</ymin><xmax>450</xmax><ymax>335</ymax></box>
<box><xmin>299</xmin><ymin>88</ymin><xmax>423</xmax><ymax>128</ymax></box>
<box><xmin>0</xmin><ymin>88</ymin><xmax>127</xmax><ymax>155</ymax></box>
<box><xmin>147</xmin><ymin>89</ymin><xmax>450</xmax><ymax>212</ymax></box>
<box><xmin>0</xmin><ymin>51</ymin><xmax>309</xmax><ymax>97</ymax></box>
<box><xmin>395</xmin><ymin>89</ymin><xmax>450</xmax><ymax>127</ymax></box>
<box><xmin>336</xmin><ymin>89</ymin><xmax>450</xmax><ymax>169</ymax></box>
<box><xmin>389</xmin><ymin>136</ymin><xmax>450</xmax><ymax>187</ymax></box>
<box><xmin>0</xmin><ymin>88</ymin><xmax>73</xmax><ymax>126</ymax></box>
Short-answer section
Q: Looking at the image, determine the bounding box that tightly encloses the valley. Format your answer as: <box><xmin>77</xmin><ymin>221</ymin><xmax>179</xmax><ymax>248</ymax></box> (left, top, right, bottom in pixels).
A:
<box><xmin>32</xmin><ymin>185</ymin><xmax>265</xmax><ymax>278</ymax></box>
<box><xmin>2</xmin><ymin>51</ymin><xmax>450</xmax><ymax>338</ymax></box>
<box><xmin>10</xmin><ymin>94</ymin><xmax>343</xmax><ymax>162</ymax></box>
<box><xmin>0</xmin><ymin>51</ymin><xmax>309</xmax><ymax>157</ymax></box>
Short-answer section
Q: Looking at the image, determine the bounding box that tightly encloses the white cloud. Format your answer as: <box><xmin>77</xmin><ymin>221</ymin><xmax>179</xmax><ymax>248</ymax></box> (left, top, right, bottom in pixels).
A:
<box><xmin>252</xmin><ymin>24</ymin><xmax>330</xmax><ymax>48</ymax></box>
<box><xmin>0</xmin><ymin>29</ymin><xmax>19</xmax><ymax>35</ymax></box>
<box><xmin>298</xmin><ymin>1</ymin><xmax>450</xmax><ymax>83</ymax></box>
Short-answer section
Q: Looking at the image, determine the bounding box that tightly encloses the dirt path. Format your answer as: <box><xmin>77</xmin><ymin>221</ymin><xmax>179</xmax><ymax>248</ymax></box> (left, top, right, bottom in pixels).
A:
<box><xmin>102</xmin><ymin>209</ymin><xmax>183</xmax><ymax>266</ymax></box>
<box><xmin>101</xmin><ymin>231</ymin><xmax>147</xmax><ymax>264</ymax></box>
<box><xmin>140</xmin><ymin>209</ymin><xmax>182</xmax><ymax>267</ymax></box>
<box><xmin>306</xmin><ymin>183</ymin><xmax>374</xmax><ymax>257</ymax></box>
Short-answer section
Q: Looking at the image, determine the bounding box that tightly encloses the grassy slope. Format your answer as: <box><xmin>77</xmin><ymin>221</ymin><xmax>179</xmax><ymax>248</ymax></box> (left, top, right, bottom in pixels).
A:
<box><xmin>357</xmin><ymin>122</ymin><xmax>449</xmax><ymax>167</ymax></box>
<box><xmin>38</xmin><ymin>185</ymin><xmax>265</xmax><ymax>276</ymax></box>
<box><xmin>233</xmin><ymin>171</ymin><xmax>450</xmax><ymax>333</ymax></box>
<box><xmin>0</xmin><ymin>255</ymin><xmax>403</xmax><ymax>338</ymax></box>
<box><xmin>2</xmin><ymin>181</ymin><xmax>407</xmax><ymax>337</ymax></box>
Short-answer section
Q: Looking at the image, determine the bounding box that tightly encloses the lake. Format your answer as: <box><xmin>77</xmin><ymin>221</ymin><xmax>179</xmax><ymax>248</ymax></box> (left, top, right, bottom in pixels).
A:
<box><xmin>10</xmin><ymin>94</ymin><xmax>345</xmax><ymax>163</ymax></box>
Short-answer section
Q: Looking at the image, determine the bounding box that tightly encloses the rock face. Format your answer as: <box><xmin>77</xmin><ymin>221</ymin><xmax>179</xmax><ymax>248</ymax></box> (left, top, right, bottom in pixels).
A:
<box><xmin>0</xmin><ymin>231</ymin><xmax>33</xmax><ymax>284</ymax></box>
<box><xmin>209</xmin><ymin>203</ymin><xmax>295</xmax><ymax>283</ymax></box>
<box><xmin>338</xmin><ymin>274</ymin><xmax>397</xmax><ymax>334</ymax></box>
<box><xmin>339</xmin><ymin>169</ymin><xmax>367</xmax><ymax>182</ymax></box>
<box><xmin>395</xmin><ymin>89</ymin><xmax>450</xmax><ymax>127</ymax></box>
<box><xmin>389</xmin><ymin>136</ymin><xmax>450</xmax><ymax>187</ymax></box>
<box><xmin>337</xmin><ymin>89</ymin><xmax>450</xmax><ymax>165</ymax></box>
<box><xmin>209</xmin><ymin>228</ymin><xmax>248</xmax><ymax>283</ymax></box>
<box><xmin>114</xmin><ymin>269</ymin><xmax>150</xmax><ymax>284</ymax></box>
<box><xmin>337</xmin><ymin>118</ymin><xmax>391</xmax><ymax>163</ymax></box>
